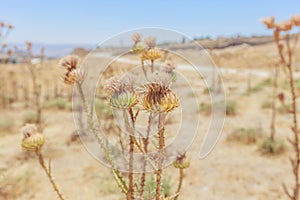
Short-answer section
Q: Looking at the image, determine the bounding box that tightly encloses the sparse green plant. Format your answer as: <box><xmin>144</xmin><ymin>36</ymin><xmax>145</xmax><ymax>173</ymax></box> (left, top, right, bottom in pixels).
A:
<box><xmin>22</xmin><ymin>111</ymin><xmax>38</xmax><ymax>124</ymax></box>
<box><xmin>0</xmin><ymin>116</ymin><xmax>14</xmax><ymax>134</ymax></box>
<box><xmin>227</xmin><ymin>127</ymin><xmax>263</xmax><ymax>144</ymax></box>
<box><xmin>225</xmin><ymin>100</ymin><xmax>237</xmax><ymax>116</ymax></box>
<box><xmin>43</xmin><ymin>98</ymin><xmax>70</xmax><ymax>110</ymax></box>
<box><xmin>258</xmin><ymin>137</ymin><xmax>286</xmax><ymax>155</ymax></box>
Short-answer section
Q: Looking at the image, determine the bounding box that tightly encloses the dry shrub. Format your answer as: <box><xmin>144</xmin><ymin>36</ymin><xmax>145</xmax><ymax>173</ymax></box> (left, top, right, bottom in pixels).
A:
<box><xmin>227</xmin><ymin>127</ymin><xmax>263</xmax><ymax>144</ymax></box>
<box><xmin>258</xmin><ymin>137</ymin><xmax>286</xmax><ymax>155</ymax></box>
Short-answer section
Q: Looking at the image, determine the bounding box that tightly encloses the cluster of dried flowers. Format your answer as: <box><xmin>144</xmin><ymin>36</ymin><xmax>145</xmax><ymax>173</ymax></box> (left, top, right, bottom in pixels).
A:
<box><xmin>20</xmin><ymin>33</ymin><xmax>189</xmax><ymax>200</ymax></box>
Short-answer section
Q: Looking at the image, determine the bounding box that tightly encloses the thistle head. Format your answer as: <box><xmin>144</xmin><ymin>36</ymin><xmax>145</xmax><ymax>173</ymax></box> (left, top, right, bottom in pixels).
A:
<box><xmin>131</xmin><ymin>32</ymin><xmax>142</xmax><ymax>45</ymax></box>
<box><xmin>291</xmin><ymin>14</ymin><xmax>300</xmax><ymax>26</ymax></box>
<box><xmin>140</xmin><ymin>81</ymin><xmax>179</xmax><ymax>113</ymax></box>
<box><xmin>173</xmin><ymin>152</ymin><xmax>190</xmax><ymax>169</ymax></box>
<box><xmin>105</xmin><ymin>74</ymin><xmax>138</xmax><ymax>109</ymax></box>
<box><xmin>275</xmin><ymin>20</ymin><xmax>293</xmax><ymax>31</ymax></box>
<box><xmin>140</xmin><ymin>48</ymin><xmax>163</xmax><ymax>61</ymax></box>
<box><xmin>260</xmin><ymin>16</ymin><xmax>275</xmax><ymax>29</ymax></box>
<box><xmin>144</xmin><ymin>36</ymin><xmax>156</xmax><ymax>48</ymax></box>
<box><xmin>59</xmin><ymin>55</ymin><xmax>85</xmax><ymax>85</ymax></box>
<box><xmin>21</xmin><ymin>124</ymin><xmax>45</xmax><ymax>152</ymax></box>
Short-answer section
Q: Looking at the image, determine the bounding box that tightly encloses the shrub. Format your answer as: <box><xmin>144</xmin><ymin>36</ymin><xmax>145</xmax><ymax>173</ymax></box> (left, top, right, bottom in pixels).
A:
<box><xmin>258</xmin><ymin>137</ymin><xmax>286</xmax><ymax>155</ymax></box>
<box><xmin>43</xmin><ymin>98</ymin><xmax>70</xmax><ymax>110</ymax></box>
<box><xmin>249</xmin><ymin>78</ymin><xmax>272</xmax><ymax>92</ymax></box>
<box><xmin>199</xmin><ymin>102</ymin><xmax>211</xmax><ymax>115</ymax></box>
<box><xmin>0</xmin><ymin>116</ymin><xmax>14</xmax><ymax>134</ymax></box>
<box><xmin>226</xmin><ymin>100</ymin><xmax>236</xmax><ymax>116</ymax></box>
<box><xmin>22</xmin><ymin>111</ymin><xmax>38</xmax><ymax>123</ymax></box>
<box><xmin>227</xmin><ymin>127</ymin><xmax>263</xmax><ymax>144</ymax></box>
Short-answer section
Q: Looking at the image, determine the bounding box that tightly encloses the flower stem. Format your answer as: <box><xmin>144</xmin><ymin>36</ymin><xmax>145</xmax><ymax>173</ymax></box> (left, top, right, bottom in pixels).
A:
<box><xmin>35</xmin><ymin>150</ymin><xmax>65</xmax><ymax>200</ymax></box>
<box><xmin>174</xmin><ymin>168</ymin><xmax>184</xmax><ymax>200</ymax></box>
<box><xmin>156</xmin><ymin>112</ymin><xmax>166</xmax><ymax>200</ymax></box>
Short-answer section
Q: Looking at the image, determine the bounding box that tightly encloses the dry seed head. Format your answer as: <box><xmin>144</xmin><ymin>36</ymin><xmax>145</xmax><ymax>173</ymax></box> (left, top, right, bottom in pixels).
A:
<box><xmin>275</xmin><ymin>20</ymin><xmax>293</xmax><ymax>31</ymax></box>
<box><xmin>8</xmin><ymin>24</ymin><xmax>14</xmax><ymax>29</ymax></box>
<box><xmin>109</xmin><ymin>91</ymin><xmax>138</xmax><ymax>109</ymax></box>
<box><xmin>131</xmin><ymin>32</ymin><xmax>142</xmax><ymax>44</ymax></box>
<box><xmin>141</xmin><ymin>82</ymin><xmax>179</xmax><ymax>113</ymax></box>
<box><xmin>21</xmin><ymin>124</ymin><xmax>45</xmax><ymax>151</ymax></box>
<box><xmin>291</xmin><ymin>14</ymin><xmax>300</xmax><ymax>26</ymax></box>
<box><xmin>260</xmin><ymin>16</ymin><xmax>275</xmax><ymax>29</ymax></box>
<box><xmin>63</xmin><ymin>69</ymin><xmax>86</xmax><ymax>85</ymax></box>
<box><xmin>59</xmin><ymin>55</ymin><xmax>80</xmax><ymax>71</ymax></box>
<box><xmin>0</xmin><ymin>22</ymin><xmax>4</xmax><ymax>27</ymax></box>
<box><xmin>144</xmin><ymin>36</ymin><xmax>156</xmax><ymax>48</ymax></box>
<box><xmin>140</xmin><ymin>48</ymin><xmax>163</xmax><ymax>61</ymax></box>
<box><xmin>173</xmin><ymin>153</ymin><xmax>190</xmax><ymax>169</ymax></box>
<box><xmin>163</xmin><ymin>59</ymin><xmax>176</xmax><ymax>73</ymax></box>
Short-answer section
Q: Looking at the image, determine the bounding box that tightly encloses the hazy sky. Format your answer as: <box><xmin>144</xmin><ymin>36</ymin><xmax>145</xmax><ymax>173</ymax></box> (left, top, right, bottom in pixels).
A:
<box><xmin>2</xmin><ymin>0</ymin><xmax>300</xmax><ymax>44</ymax></box>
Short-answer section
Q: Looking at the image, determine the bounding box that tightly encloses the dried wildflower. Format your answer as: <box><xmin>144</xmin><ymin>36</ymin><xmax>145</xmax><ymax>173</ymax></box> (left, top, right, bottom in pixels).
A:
<box><xmin>59</xmin><ymin>55</ymin><xmax>80</xmax><ymax>71</ymax></box>
<box><xmin>140</xmin><ymin>82</ymin><xmax>179</xmax><ymax>113</ymax></box>
<box><xmin>59</xmin><ymin>55</ymin><xmax>85</xmax><ymax>85</ymax></box>
<box><xmin>63</xmin><ymin>69</ymin><xmax>85</xmax><ymax>85</ymax></box>
<box><xmin>0</xmin><ymin>22</ymin><xmax>4</xmax><ymax>27</ymax></box>
<box><xmin>145</xmin><ymin>36</ymin><xmax>156</xmax><ymax>48</ymax></box>
<box><xmin>110</xmin><ymin>91</ymin><xmax>138</xmax><ymax>109</ymax></box>
<box><xmin>173</xmin><ymin>153</ymin><xmax>190</xmax><ymax>169</ymax></box>
<box><xmin>291</xmin><ymin>14</ymin><xmax>300</xmax><ymax>26</ymax></box>
<box><xmin>278</xmin><ymin>92</ymin><xmax>285</xmax><ymax>103</ymax></box>
<box><xmin>275</xmin><ymin>20</ymin><xmax>293</xmax><ymax>31</ymax></box>
<box><xmin>131</xmin><ymin>32</ymin><xmax>142</xmax><ymax>45</ymax></box>
<box><xmin>21</xmin><ymin>124</ymin><xmax>45</xmax><ymax>151</ymax></box>
<box><xmin>163</xmin><ymin>59</ymin><xmax>176</xmax><ymax>73</ymax></box>
<box><xmin>260</xmin><ymin>16</ymin><xmax>275</xmax><ymax>29</ymax></box>
<box><xmin>105</xmin><ymin>74</ymin><xmax>137</xmax><ymax>109</ymax></box>
<box><xmin>140</xmin><ymin>48</ymin><xmax>163</xmax><ymax>61</ymax></box>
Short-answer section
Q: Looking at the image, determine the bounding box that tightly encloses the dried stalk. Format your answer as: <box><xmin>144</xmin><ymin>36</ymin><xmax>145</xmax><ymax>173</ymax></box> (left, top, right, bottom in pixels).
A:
<box><xmin>156</xmin><ymin>112</ymin><xmax>166</xmax><ymax>200</ymax></box>
<box><xmin>35</xmin><ymin>150</ymin><xmax>65</xmax><ymax>200</ymax></box>
<box><xmin>76</xmin><ymin>82</ymin><xmax>128</xmax><ymax>195</ymax></box>
<box><xmin>139</xmin><ymin>113</ymin><xmax>153</xmax><ymax>198</ymax></box>
<box><xmin>174</xmin><ymin>168</ymin><xmax>184</xmax><ymax>200</ymax></box>
<box><xmin>270</xmin><ymin>64</ymin><xmax>279</xmax><ymax>140</ymax></box>
<box><xmin>277</xmin><ymin>33</ymin><xmax>300</xmax><ymax>200</ymax></box>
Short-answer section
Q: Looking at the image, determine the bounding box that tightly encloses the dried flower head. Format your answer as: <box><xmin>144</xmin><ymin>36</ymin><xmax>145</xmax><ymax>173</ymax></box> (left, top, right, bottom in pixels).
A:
<box><xmin>140</xmin><ymin>82</ymin><xmax>179</xmax><ymax>113</ymax></box>
<box><xmin>163</xmin><ymin>59</ymin><xmax>176</xmax><ymax>73</ymax></box>
<box><xmin>110</xmin><ymin>91</ymin><xmax>138</xmax><ymax>109</ymax></box>
<box><xmin>140</xmin><ymin>48</ymin><xmax>163</xmax><ymax>62</ymax></box>
<box><xmin>291</xmin><ymin>14</ymin><xmax>300</xmax><ymax>26</ymax></box>
<box><xmin>59</xmin><ymin>55</ymin><xmax>80</xmax><ymax>71</ymax></box>
<box><xmin>59</xmin><ymin>55</ymin><xmax>85</xmax><ymax>85</ymax></box>
<box><xmin>8</xmin><ymin>24</ymin><xmax>14</xmax><ymax>29</ymax></box>
<box><xmin>63</xmin><ymin>69</ymin><xmax>85</xmax><ymax>85</ymax></box>
<box><xmin>131</xmin><ymin>32</ymin><xmax>142</xmax><ymax>44</ymax></box>
<box><xmin>105</xmin><ymin>74</ymin><xmax>137</xmax><ymax>109</ymax></box>
<box><xmin>145</xmin><ymin>36</ymin><xmax>156</xmax><ymax>48</ymax></box>
<box><xmin>275</xmin><ymin>20</ymin><xmax>293</xmax><ymax>31</ymax></box>
<box><xmin>0</xmin><ymin>22</ymin><xmax>4</xmax><ymax>27</ymax></box>
<box><xmin>21</xmin><ymin>124</ymin><xmax>45</xmax><ymax>151</ymax></box>
<box><xmin>260</xmin><ymin>16</ymin><xmax>275</xmax><ymax>29</ymax></box>
<box><xmin>173</xmin><ymin>153</ymin><xmax>190</xmax><ymax>169</ymax></box>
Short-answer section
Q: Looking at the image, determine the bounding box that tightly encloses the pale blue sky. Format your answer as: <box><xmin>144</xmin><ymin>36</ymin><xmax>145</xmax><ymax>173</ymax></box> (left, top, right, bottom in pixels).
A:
<box><xmin>1</xmin><ymin>0</ymin><xmax>300</xmax><ymax>44</ymax></box>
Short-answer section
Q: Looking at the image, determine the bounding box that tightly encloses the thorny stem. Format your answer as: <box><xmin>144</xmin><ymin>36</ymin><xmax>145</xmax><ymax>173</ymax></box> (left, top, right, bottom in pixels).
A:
<box><xmin>270</xmin><ymin>64</ymin><xmax>279</xmax><ymax>141</ymax></box>
<box><xmin>278</xmin><ymin>34</ymin><xmax>300</xmax><ymax>200</ymax></box>
<box><xmin>156</xmin><ymin>112</ymin><xmax>166</xmax><ymax>200</ymax></box>
<box><xmin>76</xmin><ymin>82</ymin><xmax>128</xmax><ymax>195</ymax></box>
<box><xmin>123</xmin><ymin>109</ymin><xmax>135</xmax><ymax>200</ymax></box>
<box><xmin>35</xmin><ymin>150</ymin><xmax>65</xmax><ymax>200</ymax></box>
<box><xmin>140</xmin><ymin>113</ymin><xmax>153</xmax><ymax>198</ymax></box>
<box><xmin>174</xmin><ymin>168</ymin><xmax>184</xmax><ymax>200</ymax></box>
